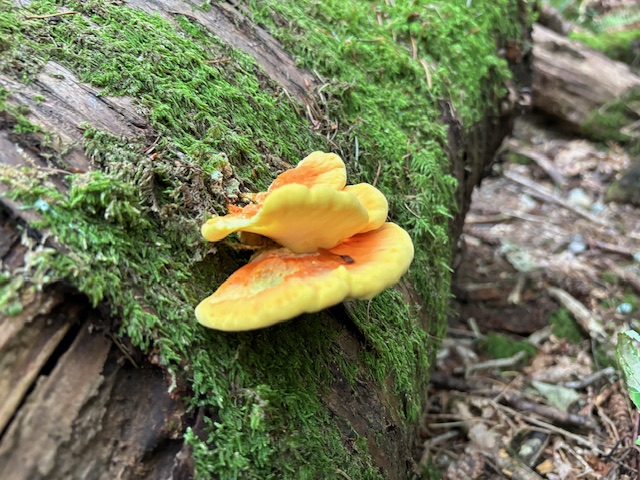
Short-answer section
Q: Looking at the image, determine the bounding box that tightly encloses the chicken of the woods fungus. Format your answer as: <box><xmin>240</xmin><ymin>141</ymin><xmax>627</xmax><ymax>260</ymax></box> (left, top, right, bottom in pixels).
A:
<box><xmin>196</xmin><ymin>152</ymin><xmax>414</xmax><ymax>331</ymax></box>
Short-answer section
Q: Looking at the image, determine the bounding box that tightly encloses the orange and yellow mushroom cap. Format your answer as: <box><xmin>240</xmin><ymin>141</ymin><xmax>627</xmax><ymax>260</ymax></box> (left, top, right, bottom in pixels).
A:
<box><xmin>267</xmin><ymin>151</ymin><xmax>347</xmax><ymax>192</ymax></box>
<box><xmin>195</xmin><ymin>223</ymin><xmax>414</xmax><ymax>331</ymax></box>
<box><xmin>196</xmin><ymin>151</ymin><xmax>414</xmax><ymax>331</ymax></box>
<box><xmin>201</xmin><ymin>184</ymin><xmax>370</xmax><ymax>253</ymax></box>
<box><xmin>201</xmin><ymin>151</ymin><xmax>365</xmax><ymax>252</ymax></box>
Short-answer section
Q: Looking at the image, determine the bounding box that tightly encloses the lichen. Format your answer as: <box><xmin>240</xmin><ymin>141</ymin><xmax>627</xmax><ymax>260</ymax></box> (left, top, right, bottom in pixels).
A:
<box><xmin>0</xmin><ymin>0</ymin><xmax>527</xmax><ymax>477</ymax></box>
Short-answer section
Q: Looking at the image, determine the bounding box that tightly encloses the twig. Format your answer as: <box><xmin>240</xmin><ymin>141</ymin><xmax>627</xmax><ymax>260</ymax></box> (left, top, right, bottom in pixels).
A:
<box><xmin>205</xmin><ymin>57</ymin><xmax>231</xmax><ymax>64</ymax></box>
<box><xmin>466</xmin><ymin>350</ymin><xmax>526</xmax><ymax>375</ymax></box>
<box><xmin>465</xmin><ymin>213</ymin><xmax>513</xmax><ymax>224</ymax></box>
<box><xmin>430</xmin><ymin>373</ymin><xmax>484</xmax><ymax>391</ymax></box>
<box><xmin>527</xmin><ymin>326</ymin><xmax>552</xmax><ymax>346</ymax></box>
<box><xmin>25</xmin><ymin>11</ymin><xmax>77</xmax><ymax>19</ymax></box>
<box><xmin>467</xmin><ymin>317</ymin><xmax>482</xmax><ymax>338</ymax></box>
<box><xmin>511</xmin><ymin>146</ymin><xmax>566</xmax><ymax>185</ymax></box>
<box><xmin>561</xmin><ymin>366</ymin><xmax>616</xmax><ymax>389</ymax></box>
<box><xmin>508</xmin><ymin>273</ymin><xmax>526</xmax><ymax>304</ymax></box>
<box><xmin>108</xmin><ymin>333</ymin><xmax>139</xmax><ymax>369</ymax></box>
<box><xmin>491</xmin><ymin>401</ymin><xmax>608</xmax><ymax>454</ymax></box>
<box><xmin>547</xmin><ymin>286</ymin><xmax>606</xmax><ymax>339</ymax></box>
<box><xmin>335</xmin><ymin>468</ymin><xmax>353</xmax><ymax>480</ymax></box>
<box><xmin>419</xmin><ymin>58</ymin><xmax>432</xmax><ymax>89</ymax></box>
<box><xmin>589</xmin><ymin>239</ymin><xmax>637</xmax><ymax>258</ymax></box>
<box><xmin>410</xmin><ymin>35</ymin><xmax>418</xmax><ymax>60</ymax></box>
<box><xmin>372</xmin><ymin>161</ymin><xmax>381</xmax><ymax>188</ymax></box>
<box><xmin>420</xmin><ymin>431</ymin><xmax>461</xmax><ymax>465</ymax></box>
<box><xmin>36</xmin><ymin>165</ymin><xmax>74</xmax><ymax>175</ymax></box>
<box><xmin>403</xmin><ymin>203</ymin><xmax>420</xmax><ymax>218</ymax></box>
<box><xmin>504</xmin><ymin>170</ymin><xmax>613</xmax><ymax>227</ymax></box>
<box><xmin>602</xmin><ymin>258</ymin><xmax>640</xmax><ymax>295</ymax></box>
<box><xmin>501</xmin><ymin>390</ymin><xmax>597</xmax><ymax>430</ymax></box>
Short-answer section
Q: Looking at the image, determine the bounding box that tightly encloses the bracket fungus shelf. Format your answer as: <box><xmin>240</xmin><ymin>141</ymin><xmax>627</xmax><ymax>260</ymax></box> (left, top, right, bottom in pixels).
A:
<box><xmin>196</xmin><ymin>152</ymin><xmax>414</xmax><ymax>331</ymax></box>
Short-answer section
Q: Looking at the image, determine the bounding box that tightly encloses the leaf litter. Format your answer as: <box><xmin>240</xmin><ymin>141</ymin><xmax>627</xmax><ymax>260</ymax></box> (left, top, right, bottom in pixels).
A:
<box><xmin>420</xmin><ymin>111</ymin><xmax>640</xmax><ymax>479</ymax></box>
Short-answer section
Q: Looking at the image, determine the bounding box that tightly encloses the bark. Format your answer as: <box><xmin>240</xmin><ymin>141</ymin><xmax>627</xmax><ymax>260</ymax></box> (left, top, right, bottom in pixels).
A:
<box><xmin>0</xmin><ymin>1</ymin><xmax>529</xmax><ymax>478</ymax></box>
<box><xmin>532</xmin><ymin>24</ymin><xmax>640</xmax><ymax>141</ymax></box>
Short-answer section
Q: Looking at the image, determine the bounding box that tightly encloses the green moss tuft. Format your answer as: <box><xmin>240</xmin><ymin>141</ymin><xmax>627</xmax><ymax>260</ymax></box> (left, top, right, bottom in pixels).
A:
<box><xmin>480</xmin><ymin>333</ymin><xmax>537</xmax><ymax>364</ymax></box>
<box><xmin>350</xmin><ymin>291</ymin><xmax>430</xmax><ymax>422</ymax></box>
<box><xmin>549</xmin><ymin>308</ymin><xmax>585</xmax><ymax>344</ymax></box>
<box><xmin>570</xmin><ymin>29</ymin><xmax>640</xmax><ymax>66</ymax></box>
<box><xmin>581</xmin><ymin>86</ymin><xmax>640</xmax><ymax>143</ymax></box>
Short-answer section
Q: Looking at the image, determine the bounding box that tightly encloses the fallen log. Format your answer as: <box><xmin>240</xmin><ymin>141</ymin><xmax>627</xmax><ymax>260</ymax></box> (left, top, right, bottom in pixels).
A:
<box><xmin>0</xmin><ymin>0</ymin><xmax>530</xmax><ymax>477</ymax></box>
<box><xmin>532</xmin><ymin>24</ymin><xmax>640</xmax><ymax>141</ymax></box>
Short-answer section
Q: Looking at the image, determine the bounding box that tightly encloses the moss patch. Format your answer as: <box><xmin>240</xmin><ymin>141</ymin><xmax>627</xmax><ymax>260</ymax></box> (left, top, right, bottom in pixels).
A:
<box><xmin>549</xmin><ymin>307</ymin><xmax>585</xmax><ymax>344</ymax></box>
<box><xmin>0</xmin><ymin>0</ymin><xmax>527</xmax><ymax>477</ymax></box>
<box><xmin>244</xmin><ymin>0</ymin><xmax>524</xmax><ymax>345</ymax></box>
<box><xmin>480</xmin><ymin>333</ymin><xmax>537</xmax><ymax>364</ymax></box>
<box><xmin>581</xmin><ymin>86</ymin><xmax>640</xmax><ymax>143</ymax></box>
<box><xmin>570</xmin><ymin>29</ymin><xmax>640</xmax><ymax>66</ymax></box>
<box><xmin>350</xmin><ymin>291</ymin><xmax>430</xmax><ymax>422</ymax></box>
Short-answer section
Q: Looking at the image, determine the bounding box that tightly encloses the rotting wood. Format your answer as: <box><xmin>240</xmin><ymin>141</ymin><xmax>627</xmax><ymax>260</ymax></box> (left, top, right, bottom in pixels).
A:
<box><xmin>532</xmin><ymin>24</ymin><xmax>640</xmax><ymax>140</ymax></box>
<box><xmin>0</xmin><ymin>295</ymin><xmax>192</xmax><ymax>480</ymax></box>
<box><xmin>0</xmin><ymin>206</ymin><xmax>194</xmax><ymax>479</ymax></box>
<box><xmin>0</xmin><ymin>288</ymin><xmax>72</xmax><ymax>433</ymax></box>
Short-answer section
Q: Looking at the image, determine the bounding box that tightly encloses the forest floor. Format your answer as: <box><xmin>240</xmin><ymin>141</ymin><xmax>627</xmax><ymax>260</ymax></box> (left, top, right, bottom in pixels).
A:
<box><xmin>419</xmin><ymin>112</ymin><xmax>640</xmax><ymax>479</ymax></box>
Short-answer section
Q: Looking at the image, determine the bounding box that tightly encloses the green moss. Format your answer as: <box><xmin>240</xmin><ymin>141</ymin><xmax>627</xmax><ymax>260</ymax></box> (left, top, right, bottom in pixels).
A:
<box><xmin>0</xmin><ymin>275</ymin><xmax>24</xmax><ymax>317</ymax></box>
<box><xmin>480</xmin><ymin>333</ymin><xmax>537</xmax><ymax>364</ymax></box>
<box><xmin>570</xmin><ymin>30</ymin><xmax>640</xmax><ymax>65</ymax></box>
<box><xmin>0</xmin><ymin>0</ymin><xmax>528</xmax><ymax>477</ymax></box>
<box><xmin>581</xmin><ymin>86</ymin><xmax>640</xmax><ymax>143</ymax></box>
<box><xmin>601</xmin><ymin>270</ymin><xmax>618</xmax><ymax>284</ymax></box>
<box><xmin>505</xmin><ymin>152</ymin><xmax>532</xmax><ymax>165</ymax></box>
<box><xmin>549</xmin><ymin>308</ymin><xmax>585</xmax><ymax>344</ymax></box>
<box><xmin>244</xmin><ymin>0</ymin><xmax>524</xmax><ymax>346</ymax></box>
<box><xmin>421</xmin><ymin>459</ymin><xmax>443</xmax><ymax>480</ymax></box>
<box><xmin>350</xmin><ymin>291</ymin><xmax>430</xmax><ymax>422</ymax></box>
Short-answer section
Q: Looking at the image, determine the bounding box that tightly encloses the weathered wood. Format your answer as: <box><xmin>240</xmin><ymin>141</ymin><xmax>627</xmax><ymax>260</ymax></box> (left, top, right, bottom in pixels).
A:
<box><xmin>0</xmin><ymin>308</ymin><xmax>191</xmax><ymax>479</ymax></box>
<box><xmin>0</xmin><ymin>288</ymin><xmax>71</xmax><ymax>433</ymax></box>
<box><xmin>532</xmin><ymin>24</ymin><xmax>640</xmax><ymax>140</ymax></box>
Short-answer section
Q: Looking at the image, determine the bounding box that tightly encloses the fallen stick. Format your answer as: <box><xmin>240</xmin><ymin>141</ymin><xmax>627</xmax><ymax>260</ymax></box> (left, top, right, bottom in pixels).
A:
<box><xmin>504</xmin><ymin>170</ymin><xmax>613</xmax><ymax>228</ymax></box>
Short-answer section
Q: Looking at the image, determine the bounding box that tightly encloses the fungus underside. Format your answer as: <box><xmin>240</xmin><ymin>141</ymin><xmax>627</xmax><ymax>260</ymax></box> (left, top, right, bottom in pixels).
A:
<box><xmin>0</xmin><ymin>0</ymin><xmax>525</xmax><ymax>477</ymax></box>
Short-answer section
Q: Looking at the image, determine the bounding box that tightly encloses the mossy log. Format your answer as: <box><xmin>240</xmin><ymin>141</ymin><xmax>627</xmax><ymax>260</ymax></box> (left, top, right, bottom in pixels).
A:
<box><xmin>0</xmin><ymin>1</ymin><xmax>530</xmax><ymax>478</ymax></box>
<box><xmin>532</xmin><ymin>24</ymin><xmax>640</xmax><ymax>142</ymax></box>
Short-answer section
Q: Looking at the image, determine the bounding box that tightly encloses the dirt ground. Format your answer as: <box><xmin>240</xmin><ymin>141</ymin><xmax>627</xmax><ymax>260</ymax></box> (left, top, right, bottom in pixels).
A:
<box><xmin>419</xmin><ymin>112</ymin><xmax>640</xmax><ymax>479</ymax></box>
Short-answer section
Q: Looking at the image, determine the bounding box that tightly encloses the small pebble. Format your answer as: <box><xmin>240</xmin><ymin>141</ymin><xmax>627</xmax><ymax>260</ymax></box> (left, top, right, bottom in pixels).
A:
<box><xmin>616</xmin><ymin>303</ymin><xmax>634</xmax><ymax>314</ymax></box>
<box><xmin>634</xmin><ymin>252</ymin><xmax>640</xmax><ymax>263</ymax></box>
<box><xmin>518</xmin><ymin>193</ymin><xmax>537</xmax><ymax>212</ymax></box>
<box><xmin>568</xmin><ymin>234</ymin><xmax>587</xmax><ymax>254</ymax></box>
<box><xmin>590</xmin><ymin>202</ymin><xmax>605</xmax><ymax>214</ymax></box>
<box><xmin>567</xmin><ymin>188</ymin><xmax>593</xmax><ymax>209</ymax></box>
